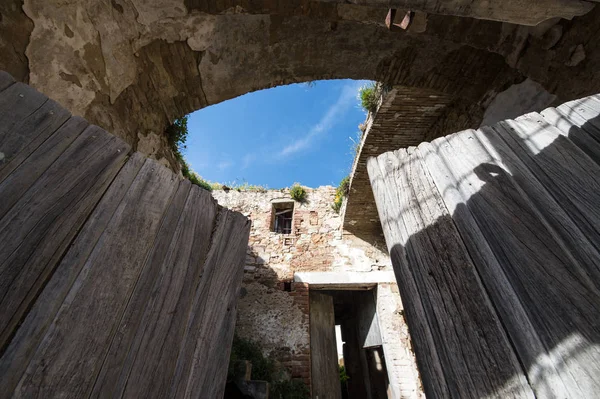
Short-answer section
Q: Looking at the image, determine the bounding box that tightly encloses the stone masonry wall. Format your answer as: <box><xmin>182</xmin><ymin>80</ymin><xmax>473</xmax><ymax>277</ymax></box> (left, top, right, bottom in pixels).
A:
<box><xmin>212</xmin><ymin>186</ymin><xmax>423</xmax><ymax>397</ymax></box>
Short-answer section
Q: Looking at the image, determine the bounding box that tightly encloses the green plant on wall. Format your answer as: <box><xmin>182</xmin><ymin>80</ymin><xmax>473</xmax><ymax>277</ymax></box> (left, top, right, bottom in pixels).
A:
<box><xmin>271</xmin><ymin>379</ymin><xmax>310</xmax><ymax>399</ymax></box>
<box><xmin>339</xmin><ymin>365</ymin><xmax>349</xmax><ymax>383</ymax></box>
<box><xmin>332</xmin><ymin>176</ymin><xmax>350</xmax><ymax>213</ymax></box>
<box><xmin>227</xmin><ymin>336</ymin><xmax>309</xmax><ymax>399</ymax></box>
<box><xmin>165</xmin><ymin>116</ymin><xmax>214</xmax><ymax>191</ymax></box>
<box><xmin>290</xmin><ymin>183</ymin><xmax>307</xmax><ymax>202</ymax></box>
<box><xmin>358</xmin><ymin>82</ymin><xmax>379</xmax><ymax>113</ymax></box>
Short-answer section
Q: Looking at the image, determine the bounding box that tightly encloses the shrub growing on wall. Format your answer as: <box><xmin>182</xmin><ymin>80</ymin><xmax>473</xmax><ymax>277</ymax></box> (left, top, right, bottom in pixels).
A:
<box><xmin>165</xmin><ymin>116</ymin><xmax>213</xmax><ymax>191</ymax></box>
<box><xmin>358</xmin><ymin>82</ymin><xmax>379</xmax><ymax>113</ymax></box>
<box><xmin>227</xmin><ymin>336</ymin><xmax>309</xmax><ymax>398</ymax></box>
<box><xmin>290</xmin><ymin>183</ymin><xmax>307</xmax><ymax>202</ymax></box>
<box><xmin>332</xmin><ymin>176</ymin><xmax>350</xmax><ymax>213</ymax></box>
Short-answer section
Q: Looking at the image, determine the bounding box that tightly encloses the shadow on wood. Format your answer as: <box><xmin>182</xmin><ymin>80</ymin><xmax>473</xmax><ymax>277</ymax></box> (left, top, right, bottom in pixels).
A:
<box><xmin>368</xmin><ymin>98</ymin><xmax>600</xmax><ymax>398</ymax></box>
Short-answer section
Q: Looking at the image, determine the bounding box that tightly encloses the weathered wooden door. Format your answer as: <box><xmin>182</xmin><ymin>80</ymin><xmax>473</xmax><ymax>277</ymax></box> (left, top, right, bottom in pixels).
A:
<box><xmin>310</xmin><ymin>291</ymin><xmax>342</xmax><ymax>399</ymax></box>
<box><xmin>0</xmin><ymin>71</ymin><xmax>251</xmax><ymax>398</ymax></box>
<box><xmin>367</xmin><ymin>95</ymin><xmax>600</xmax><ymax>398</ymax></box>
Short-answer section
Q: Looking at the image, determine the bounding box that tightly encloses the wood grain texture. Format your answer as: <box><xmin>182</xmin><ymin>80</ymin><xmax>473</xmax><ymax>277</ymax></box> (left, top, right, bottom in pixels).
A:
<box><xmin>0</xmin><ymin>116</ymin><xmax>88</xmax><ymax>219</ymax></box>
<box><xmin>0</xmin><ymin>124</ymin><xmax>130</xmax><ymax>352</ymax></box>
<box><xmin>0</xmin><ymin>99</ymin><xmax>70</xmax><ymax>179</ymax></box>
<box><xmin>0</xmin><ymin>73</ymin><xmax>250</xmax><ymax>398</ymax></box>
<box><xmin>170</xmin><ymin>208</ymin><xmax>250</xmax><ymax>399</ymax></box>
<box><xmin>417</xmin><ymin>138</ymin><xmax>557</xmax><ymax>397</ymax></box>
<box><xmin>369</xmin><ymin>147</ymin><xmax>533</xmax><ymax>398</ymax></box>
<box><xmin>367</xmin><ymin>153</ymin><xmax>449</xmax><ymax>399</ymax></box>
<box><xmin>89</xmin><ymin>178</ymin><xmax>193</xmax><ymax>398</ymax></box>
<box><xmin>541</xmin><ymin>99</ymin><xmax>600</xmax><ymax>164</ymax></box>
<box><xmin>0</xmin><ymin>83</ymin><xmax>49</xmax><ymax>144</ymax></box>
<box><xmin>422</xmin><ymin>129</ymin><xmax>600</xmax><ymax>397</ymax></box>
<box><xmin>120</xmin><ymin>185</ymin><xmax>220</xmax><ymax>399</ymax></box>
<box><xmin>491</xmin><ymin>114</ymin><xmax>600</xmax><ymax>285</ymax></box>
<box><xmin>310</xmin><ymin>291</ymin><xmax>342</xmax><ymax>399</ymax></box>
<box><xmin>13</xmin><ymin>158</ymin><xmax>178</xmax><ymax>398</ymax></box>
<box><xmin>0</xmin><ymin>71</ymin><xmax>15</xmax><ymax>92</ymax></box>
<box><xmin>0</xmin><ymin>152</ymin><xmax>145</xmax><ymax>395</ymax></box>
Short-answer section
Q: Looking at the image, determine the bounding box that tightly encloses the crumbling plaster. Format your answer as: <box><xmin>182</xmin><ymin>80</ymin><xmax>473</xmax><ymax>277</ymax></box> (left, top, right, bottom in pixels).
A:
<box><xmin>211</xmin><ymin>187</ymin><xmax>392</xmax><ymax>371</ymax></box>
<box><xmin>1</xmin><ymin>1</ymin><xmax>598</xmax><ymax>171</ymax></box>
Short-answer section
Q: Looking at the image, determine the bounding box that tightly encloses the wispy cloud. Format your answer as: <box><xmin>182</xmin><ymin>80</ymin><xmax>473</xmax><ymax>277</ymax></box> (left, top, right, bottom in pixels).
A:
<box><xmin>218</xmin><ymin>160</ymin><xmax>233</xmax><ymax>171</ymax></box>
<box><xmin>278</xmin><ymin>81</ymin><xmax>362</xmax><ymax>158</ymax></box>
<box><xmin>241</xmin><ymin>153</ymin><xmax>256</xmax><ymax>170</ymax></box>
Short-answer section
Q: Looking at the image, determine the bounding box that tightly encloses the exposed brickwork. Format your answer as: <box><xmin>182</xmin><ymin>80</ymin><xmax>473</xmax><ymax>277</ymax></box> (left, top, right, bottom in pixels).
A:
<box><xmin>344</xmin><ymin>86</ymin><xmax>476</xmax><ymax>242</ymax></box>
<box><xmin>212</xmin><ymin>187</ymin><xmax>391</xmax><ymax>385</ymax></box>
<box><xmin>279</xmin><ymin>282</ymin><xmax>311</xmax><ymax>388</ymax></box>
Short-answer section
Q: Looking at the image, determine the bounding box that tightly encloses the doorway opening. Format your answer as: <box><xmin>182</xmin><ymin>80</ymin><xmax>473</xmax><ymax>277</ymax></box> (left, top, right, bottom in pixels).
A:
<box><xmin>310</xmin><ymin>288</ymin><xmax>390</xmax><ymax>399</ymax></box>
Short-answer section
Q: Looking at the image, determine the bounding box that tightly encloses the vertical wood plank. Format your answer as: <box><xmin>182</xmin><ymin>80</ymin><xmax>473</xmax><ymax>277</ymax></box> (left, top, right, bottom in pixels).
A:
<box><xmin>89</xmin><ymin>178</ymin><xmax>193</xmax><ymax>398</ymax></box>
<box><xmin>0</xmin><ymin>99</ymin><xmax>71</xmax><ymax>179</ymax></box>
<box><xmin>170</xmin><ymin>209</ymin><xmax>250</xmax><ymax>398</ymax></box>
<box><xmin>479</xmin><ymin>115</ymin><xmax>600</xmax><ymax>286</ymax></box>
<box><xmin>0</xmin><ymin>125</ymin><xmax>130</xmax><ymax>352</ymax></box>
<box><xmin>0</xmin><ymin>152</ymin><xmax>145</xmax><ymax>395</ymax></box>
<box><xmin>423</xmin><ymin>129</ymin><xmax>600</xmax><ymax>397</ymax></box>
<box><xmin>541</xmin><ymin>99</ymin><xmax>600</xmax><ymax>165</ymax></box>
<box><xmin>0</xmin><ymin>83</ymin><xmax>51</xmax><ymax>143</ymax></box>
<box><xmin>120</xmin><ymin>186</ymin><xmax>220</xmax><ymax>398</ymax></box>
<box><xmin>310</xmin><ymin>291</ymin><xmax>342</xmax><ymax>399</ymax></box>
<box><xmin>0</xmin><ymin>71</ymin><xmax>16</xmax><ymax>92</ymax></box>
<box><xmin>371</xmin><ymin>148</ymin><xmax>533</xmax><ymax>398</ymax></box>
<box><xmin>0</xmin><ymin>116</ymin><xmax>88</xmax><ymax>218</ymax></box>
<box><xmin>13</xmin><ymin>159</ymin><xmax>179</xmax><ymax>398</ymax></box>
<box><xmin>367</xmin><ymin>153</ymin><xmax>450</xmax><ymax>399</ymax></box>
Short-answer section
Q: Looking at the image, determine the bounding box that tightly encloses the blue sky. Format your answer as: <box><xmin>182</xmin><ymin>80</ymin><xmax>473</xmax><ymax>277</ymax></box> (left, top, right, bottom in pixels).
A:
<box><xmin>184</xmin><ymin>79</ymin><xmax>369</xmax><ymax>188</ymax></box>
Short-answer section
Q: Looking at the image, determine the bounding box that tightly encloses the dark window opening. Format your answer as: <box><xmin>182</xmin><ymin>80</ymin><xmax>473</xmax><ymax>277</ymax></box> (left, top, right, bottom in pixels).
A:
<box><xmin>271</xmin><ymin>201</ymin><xmax>294</xmax><ymax>234</ymax></box>
<box><xmin>283</xmin><ymin>281</ymin><xmax>292</xmax><ymax>292</ymax></box>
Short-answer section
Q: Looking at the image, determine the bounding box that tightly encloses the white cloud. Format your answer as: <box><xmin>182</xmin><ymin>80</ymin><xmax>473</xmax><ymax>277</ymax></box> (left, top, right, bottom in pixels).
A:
<box><xmin>278</xmin><ymin>81</ymin><xmax>362</xmax><ymax>158</ymax></box>
<box><xmin>241</xmin><ymin>153</ymin><xmax>256</xmax><ymax>169</ymax></box>
<box><xmin>217</xmin><ymin>160</ymin><xmax>233</xmax><ymax>171</ymax></box>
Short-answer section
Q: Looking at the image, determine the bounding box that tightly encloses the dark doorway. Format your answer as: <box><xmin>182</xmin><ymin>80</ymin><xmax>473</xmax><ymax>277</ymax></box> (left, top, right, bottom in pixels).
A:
<box><xmin>310</xmin><ymin>288</ymin><xmax>390</xmax><ymax>399</ymax></box>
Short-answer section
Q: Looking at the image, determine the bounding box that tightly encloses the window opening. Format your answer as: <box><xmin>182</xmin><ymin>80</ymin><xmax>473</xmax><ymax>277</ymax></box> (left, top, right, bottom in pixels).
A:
<box><xmin>271</xmin><ymin>201</ymin><xmax>294</xmax><ymax>234</ymax></box>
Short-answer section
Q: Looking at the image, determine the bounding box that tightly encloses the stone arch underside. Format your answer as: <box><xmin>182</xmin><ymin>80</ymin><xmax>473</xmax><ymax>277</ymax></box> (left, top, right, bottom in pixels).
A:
<box><xmin>0</xmin><ymin>0</ymin><xmax>599</xmax><ymax>170</ymax></box>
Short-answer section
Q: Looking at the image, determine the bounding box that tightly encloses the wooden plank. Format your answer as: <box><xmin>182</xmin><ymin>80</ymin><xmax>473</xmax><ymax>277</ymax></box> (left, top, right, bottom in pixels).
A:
<box><xmin>0</xmin><ymin>71</ymin><xmax>16</xmax><ymax>92</ymax></box>
<box><xmin>376</xmin><ymin>148</ymin><xmax>532</xmax><ymax>398</ymax></box>
<box><xmin>0</xmin><ymin>125</ymin><xmax>130</xmax><ymax>352</ymax></box>
<box><xmin>486</xmin><ymin>114</ymin><xmax>600</xmax><ymax>283</ymax></box>
<box><xmin>0</xmin><ymin>116</ymin><xmax>87</xmax><ymax>219</ymax></box>
<box><xmin>557</xmin><ymin>95</ymin><xmax>600</xmax><ymax>135</ymax></box>
<box><xmin>366</xmin><ymin>153</ymin><xmax>450</xmax><ymax>399</ymax></box>
<box><xmin>89</xmin><ymin>178</ymin><xmax>192</xmax><ymax>398</ymax></box>
<box><xmin>355</xmin><ymin>290</ymin><xmax>382</xmax><ymax>349</ymax></box>
<box><xmin>0</xmin><ymin>98</ymin><xmax>71</xmax><ymax>179</ymax></box>
<box><xmin>12</xmin><ymin>158</ymin><xmax>179</xmax><ymax>398</ymax></box>
<box><xmin>118</xmin><ymin>185</ymin><xmax>220</xmax><ymax>398</ymax></box>
<box><xmin>0</xmin><ymin>152</ymin><xmax>145</xmax><ymax>395</ymax></box>
<box><xmin>424</xmin><ymin>130</ymin><xmax>600</xmax><ymax>397</ymax></box>
<box><xmin>540</xmin><ymin>106</ymin><xmax>600</xmax><ymax>165</ymax></box>
<box><xmin>419</xmin><ymin>137</ymin><xmax>571</xmax><ymax>398</ymax></box>
<box><xmin>170</xmin><ymin>208</ymin><xmax>250</xmax><ymax>398</ymax></box>
<box><xmin>310</xmin><ymin>291</ymin><xmax>342</xmax><ymax>399</ymax></box>
<box><xmin>0</xmin><ymin>83</ymin><xmax>50</xmax><ymax>144</ymax></box>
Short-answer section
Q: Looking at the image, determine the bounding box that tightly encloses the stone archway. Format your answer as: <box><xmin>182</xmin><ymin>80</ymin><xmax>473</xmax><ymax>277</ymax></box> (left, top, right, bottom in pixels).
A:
<box><xmin>1</xmin><ymin>0</ymin><xmax>599</xmax><ymax>169</ymax></box>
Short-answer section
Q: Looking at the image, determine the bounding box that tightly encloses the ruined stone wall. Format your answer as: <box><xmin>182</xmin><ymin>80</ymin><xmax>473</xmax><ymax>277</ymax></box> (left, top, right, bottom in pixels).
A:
<box><xmin>212</xmin><ymin>186</ymin><xmax>394</xmax><ymax>386</ymax></box>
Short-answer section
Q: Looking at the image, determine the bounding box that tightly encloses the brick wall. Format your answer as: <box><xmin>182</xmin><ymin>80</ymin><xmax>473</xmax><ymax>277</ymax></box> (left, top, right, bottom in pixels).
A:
<box><xmin>212</xmin><ymin>187</ymin><xmax>393</xmax><ymax>387</ymax></box>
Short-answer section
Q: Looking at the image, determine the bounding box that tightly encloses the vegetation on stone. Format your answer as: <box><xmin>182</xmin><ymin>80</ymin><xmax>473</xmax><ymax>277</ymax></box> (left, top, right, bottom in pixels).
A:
<box><xmin>271</xmin><ymin>379</ymin><xmax>310</xmax><ymax>399</ymax></box>
<box><xmin>228</xmin><ymin>336</ymin><xmax>309</xmax><ymax>398</ymax></box>
<box><xmin>228</xmin><ymin>335</ymin><xmax>275</xmax><ymax>382</ymax></box>
<box><xmin>332</xmin><ymin>176</ymin><xmax>350</xmax><ymax>213</ymax></box>
<box><xmin>290</xmin><ymin>183</ymin><xmax>307</xmax><ymax>202</ymax></box>
<box><xmin>166</xmin><ymin>116</ymin><xmax>213</xmax><ymax>191</ymax></box>
<box><xmin>358</xmin><ymin>82</ymin><xmax>380</xmax><ymax>113</ymax></box>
